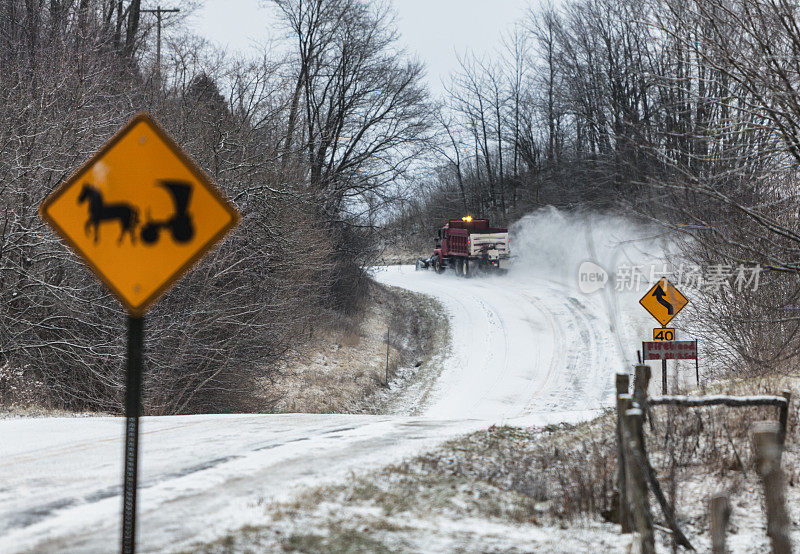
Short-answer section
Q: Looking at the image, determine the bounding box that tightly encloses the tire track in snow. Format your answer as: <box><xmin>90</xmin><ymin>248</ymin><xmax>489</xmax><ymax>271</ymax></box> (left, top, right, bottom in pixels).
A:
<box><xmin>518</xmin><ymin>290</ymin><xmax>563</xmax><ymax>416</ymax></box>
<box><xmin>464</xmin><ymin>288</ymin><xmax>513</xmax><ymax>416</ymax></box>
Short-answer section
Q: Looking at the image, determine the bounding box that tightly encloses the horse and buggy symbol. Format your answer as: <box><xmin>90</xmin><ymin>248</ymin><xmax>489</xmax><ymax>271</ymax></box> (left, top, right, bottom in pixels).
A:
<box><xmin>78</xmin><ymin>180</ymin><xmax>195</xmax><ymax>246</ymax></box>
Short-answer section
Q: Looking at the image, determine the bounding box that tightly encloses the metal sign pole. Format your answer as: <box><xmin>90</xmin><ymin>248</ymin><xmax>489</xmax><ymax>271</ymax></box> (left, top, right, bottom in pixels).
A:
<box><xmin>695</xmin><ymin>340</ymin><xmax>700</xmax><ymax>386</ymax></box>
<box><xmin>122</xmin><ymin>316</ymin><xmax>144</xmax><ymax>554</ymax></box>
<box><xmin>662</xmin><ymin>358</ymin><xmax>667</xmax><ymax>395</ymax></box>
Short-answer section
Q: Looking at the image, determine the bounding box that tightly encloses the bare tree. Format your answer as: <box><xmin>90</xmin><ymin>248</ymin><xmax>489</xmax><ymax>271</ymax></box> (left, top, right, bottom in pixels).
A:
<box><xmin>0</xmin><ymin>0</ymin><xmax>394</xmax><ymax>414</ymax></box>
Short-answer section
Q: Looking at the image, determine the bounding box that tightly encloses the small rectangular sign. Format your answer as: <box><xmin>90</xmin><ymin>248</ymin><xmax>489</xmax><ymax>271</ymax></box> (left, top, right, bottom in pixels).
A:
<box><xmin>653</xmin><ymin>328</ymin><xmax>676</xmax><ymax>341</ymax></box>
<box><xmin>642</xmin><ymin>340</ymin><xmax>697</xmax><ymax>360</ymax></box>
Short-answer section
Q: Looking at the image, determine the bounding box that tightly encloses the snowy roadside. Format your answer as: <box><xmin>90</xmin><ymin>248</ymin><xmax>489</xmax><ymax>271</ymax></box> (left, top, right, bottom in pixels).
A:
<box><xmin>186</xmin><ymin>374</ymin><xmax>799</xmax><ymax>554</ymax></box>
<box><xmin>0</xmin><ymin>406</ymin><xmax>111</xmax><ymax>419</ymax></box>
<box><xmin>184</xmin><ymin>421</ymin><xmax>633</xmax><ymax>554</ymax></box>
<box><xmin>260</xmin><ymin>282</ymin><xmax>446</xmax><ymax>415</ymax></box>
<box><xmin>8</xmin><ymin>211</ymin><xmax>797</xmax><ymax>553</ymax></box>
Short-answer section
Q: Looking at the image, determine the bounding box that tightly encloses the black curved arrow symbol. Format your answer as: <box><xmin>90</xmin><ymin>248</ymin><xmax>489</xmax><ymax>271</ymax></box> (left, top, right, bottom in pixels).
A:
<box><xmin>652</xmin><ymin>284</ymin><xmax>673</xmax><ymax>315</ymax></box>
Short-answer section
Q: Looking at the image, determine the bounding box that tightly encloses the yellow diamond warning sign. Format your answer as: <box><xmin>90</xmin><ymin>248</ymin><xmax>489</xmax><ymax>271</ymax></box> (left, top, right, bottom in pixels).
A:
<box><xmin>639</xmin><ymin>278</ymin><xmax>688</xmax><ymax>327</ymax></box>
<box><xmin>39</xmin><ymin>112</ymin><xmax>240</xmax><ymax>316</ymax></box>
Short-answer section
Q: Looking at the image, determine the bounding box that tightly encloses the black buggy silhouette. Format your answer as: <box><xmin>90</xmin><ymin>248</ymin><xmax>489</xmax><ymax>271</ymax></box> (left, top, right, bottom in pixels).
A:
<box><xmin>141</xmin><ymin>180</ymin><xmax>195</xmax><ymax>245</ymax></box>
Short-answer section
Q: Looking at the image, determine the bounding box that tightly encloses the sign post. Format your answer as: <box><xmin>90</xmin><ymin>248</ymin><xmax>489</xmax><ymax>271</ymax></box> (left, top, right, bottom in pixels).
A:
<box><xmin>385</xmin><ymin>327</ymin><xmax>390</xmax><ymax>386</ymax></box>
<box><xmin>122</xmin><ymin>316</ymin><xmax>143</xmax><ymax>553</ymax></box>
<box><xmin>39</xmin><ymin>112</ymin><xmax>240</xmax><ymax>553</ymax></box>
<box><xmin>639</xmin><ymin>278</ymin><xmax>689</xmax><ymax>394</ymax></box>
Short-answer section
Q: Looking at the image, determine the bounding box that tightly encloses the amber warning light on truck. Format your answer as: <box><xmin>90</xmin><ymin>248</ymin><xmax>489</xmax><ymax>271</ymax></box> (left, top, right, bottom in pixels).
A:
<box><xmin>461</xmin><ymin>215</ymin><xmax>473</xmax><ymax>222</ymax></box>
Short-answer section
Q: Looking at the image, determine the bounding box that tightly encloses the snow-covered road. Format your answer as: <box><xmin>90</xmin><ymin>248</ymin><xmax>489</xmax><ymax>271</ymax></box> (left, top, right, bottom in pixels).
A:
<box><xmin>375</xmin><ymin>265</ymin><xmax>627</xmax><ymax>419</ymax></box>
<box><xmin>2</xmin><ymin>212</ymin><xmax>661</xmax><ymax>552</ymax></box>
<box><xmin>0</xmin><ymin>409</ymin><xmax>594</xmax><ymax>552</ymax></box>
<box><xmin>1</xmin><ymin>414</ymin><xmax>495</xmax><ymax>552</ymax></box>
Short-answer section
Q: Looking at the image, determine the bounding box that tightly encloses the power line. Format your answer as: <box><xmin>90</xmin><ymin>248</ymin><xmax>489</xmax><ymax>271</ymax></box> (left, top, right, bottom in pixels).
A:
<box><xmin>142</xmin><ymin>6</ymin><xmax>180</xmax><ymax>83</ymax></box>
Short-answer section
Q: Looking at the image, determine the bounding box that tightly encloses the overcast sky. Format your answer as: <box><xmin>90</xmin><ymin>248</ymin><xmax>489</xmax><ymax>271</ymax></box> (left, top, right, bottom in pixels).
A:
<box><xmin>190</xmin><ymin>0</ymin><xmax>531</xmax><ymax>97</ymax></box>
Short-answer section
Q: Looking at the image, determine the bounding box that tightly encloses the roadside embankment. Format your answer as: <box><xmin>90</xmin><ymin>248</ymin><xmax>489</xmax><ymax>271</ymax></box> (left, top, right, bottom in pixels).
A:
<box><xmin>260</xmin><ymin>282</ymin><xmax>446</xmax><ymax>415</ymax></box>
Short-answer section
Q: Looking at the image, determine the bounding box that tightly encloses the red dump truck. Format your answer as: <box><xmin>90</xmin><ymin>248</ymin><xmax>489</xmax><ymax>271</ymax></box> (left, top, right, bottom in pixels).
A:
<box><xmin>416</xmin><ymin>216</ymin><xmax>510</xmax><ymax>276</ymax></box>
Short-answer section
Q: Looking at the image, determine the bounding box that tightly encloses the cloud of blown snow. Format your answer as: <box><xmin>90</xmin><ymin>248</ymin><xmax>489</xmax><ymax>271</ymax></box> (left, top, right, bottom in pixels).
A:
<box><xmin>507</xmin><ymin>206</ymin><xmax>673</xmax><ymax>292</ymax></box>
<box><xmin>506</xmin><ymin>207</ymin><xmax>685</xmax><ymax>378</ymax></box>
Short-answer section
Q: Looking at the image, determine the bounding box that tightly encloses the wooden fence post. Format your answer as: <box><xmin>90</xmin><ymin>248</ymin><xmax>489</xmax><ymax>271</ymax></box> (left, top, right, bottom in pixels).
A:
<box><xmin>615</xmin><ymin>373</ymin><xmax>632</xmax><ymax>533</ymax></box>
<box><xmin>778</xmin><ymin>390</ymin><xmax>791</xmax><ymax>449</ymax></box>
<box><xmin>710</xmin><ymin>492</ymin><xmax>731</xmax><ymax>554</ymax></box>
<box><xmin>623</xmin><ymin>405</ymin><xmax>655</xmax><ymax>554</ymax></box>
<box><xmin>633</xmin><ymin>364</ymin><xmax>651</xmax><ymax>404</ymax></box>
<box><xmin>752</xmin><ymin>421</ymin><xmax>791</xmax><ymax>554</ymax></box>
<box><xmin>619</xmin><ymin>394</ymin><xmax>635</xmax><ymax>532</ymax></box>
<box><xmin>633</xmin><ymin>364</ymin><xmax>651</xmax><ymax>422</ymax></box>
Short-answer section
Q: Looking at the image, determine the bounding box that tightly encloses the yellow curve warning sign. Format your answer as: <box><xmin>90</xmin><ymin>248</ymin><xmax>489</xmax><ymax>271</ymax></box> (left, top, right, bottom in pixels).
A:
<box><xmin>39</xmin><ymin>112</ymin><xmax>240</xmax><ymax>316</ymax></box>
<box><xmin>639</xmin><ymin>277</ymin><xmax>688</xmax><ymax>327</ymax></box>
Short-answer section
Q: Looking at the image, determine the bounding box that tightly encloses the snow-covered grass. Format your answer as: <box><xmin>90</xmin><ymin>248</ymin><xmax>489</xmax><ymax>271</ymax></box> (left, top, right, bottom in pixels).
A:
<box><xmin>187</xmin><ymin>374</ymin><xmax>799</xmax><ymax>553</ymax></box>
<box><xmin>260</xmin><ymin>283</ymin><xmax>445</xmax><ymax>414</ymax></box>
<box><xmin>188</xmin><ymin>421</ymin><xmax>632</xmax><ymax>553</ymax></box>
<box><xmin>375</xmin><ymin>245</ymin><xmax>423</xmax><ymax>267</ymax></box>
<box><xmin>632</xmin><ymin>374</ymin><xmax>798</xmax><ymax>550</ymax></box>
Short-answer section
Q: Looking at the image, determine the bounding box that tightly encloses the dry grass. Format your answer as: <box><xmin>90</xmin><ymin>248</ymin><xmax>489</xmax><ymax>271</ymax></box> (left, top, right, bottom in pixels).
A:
<box><xmin>650</xmin><ymin>374</ymin><xmax>799</xmax><ymax>476</ymax></box>
<box><xmin>392</xmin><ymin>422</ymin><xmax>618</xmax><ymax>523</ymax></box>
<box><xmin>641</xmin><ymin>374</ymin><xmax>800</xmax><ymax>550</ymax></box>
<box><xmin>260</xmin><ymin>283</ymin><xmax>443</xmax><ymax>414</ymax></box>
<box><xmin>374</xmin><ymin>248</ymin><xmax>424</xmax><ymax>267</ymax></box>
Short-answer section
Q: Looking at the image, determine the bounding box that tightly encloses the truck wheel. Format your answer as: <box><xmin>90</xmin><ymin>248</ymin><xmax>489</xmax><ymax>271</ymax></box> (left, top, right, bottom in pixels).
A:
<box><xmin>455</xmin><ymin>258</ymin><xmax>463</xmax><ymax>277</ymax></box>
<box><xmin>434</xmin><ymin>257</ymin><xmax>443</xmax><ymax>273</ymax></box>
<box><xmin>462</xmin><ymin>259</ymin><xmax>470</xmax><ymax>277</ymax></box>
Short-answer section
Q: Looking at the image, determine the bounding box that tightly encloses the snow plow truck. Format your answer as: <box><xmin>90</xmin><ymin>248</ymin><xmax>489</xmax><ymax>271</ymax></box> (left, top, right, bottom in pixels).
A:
<box><xmin>416</xmin><ymin>216</ymin><xmax>510</xmax><ymax>276</ymax></box>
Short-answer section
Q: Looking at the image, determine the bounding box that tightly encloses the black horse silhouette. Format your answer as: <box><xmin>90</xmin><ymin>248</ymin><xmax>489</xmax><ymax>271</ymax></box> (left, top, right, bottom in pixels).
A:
<box><xmin>77</xmin><ymin>184</ymin><xmax>139</xmax><ymax>244</ymax></box>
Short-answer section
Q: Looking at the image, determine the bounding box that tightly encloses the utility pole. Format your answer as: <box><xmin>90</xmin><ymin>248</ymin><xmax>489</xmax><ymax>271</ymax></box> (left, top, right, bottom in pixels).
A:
<box><xmin>142</xmin><ymin>6</ymin><xmax>180</xmax><ymax>84</ymax></box>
